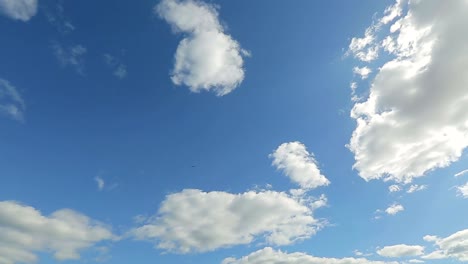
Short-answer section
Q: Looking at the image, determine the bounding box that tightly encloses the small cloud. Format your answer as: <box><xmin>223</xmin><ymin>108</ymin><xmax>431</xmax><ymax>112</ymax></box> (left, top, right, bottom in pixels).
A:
<box><xmin>353</xmin><ymin>66</ymin><xmax>372</xmax><ymax>79</ymax></box>
<box><xmin>270</xmin><ymin>141</ymin><xmax>330</xmax><ymax>190</ymax></box>
<box><xmin>377</xmin><ymin>244</ymin><xmax>424</xmax><ymax>258</ymax></box>
<box><xmin>103</xmin><ymin>54</ymin><xmax>127</xmax><ymax>79</ymax></box>
<box><xmin>389</xmin><ymin>184</ymin><xmax>401</xmax><ymax>193</ymax></box>
<box><xmin>456</xmin><ymin>182</ymin><xmax>468</xmax><ymax>198</ymax></box>
<box><xmin>385</xmin><ymin>203</ymin><xmax>404</xmax><ymax>215</ymax></box>
<box><xmin>0</xmin><ymin>0</ymin><xmax>37</xmax><ymax>21</ymax></box>
<box><xmin>407</xmin><ymin>184</ymin><xmax>427</xmax><ymax>194</ymax></box>
<box><xmin>455</xmin><ymin>169</ymin><xmax>468</xmax><ymax>178</ymax></box>
<box><xmin>95</xmin><ymin>176</ymin><xmax>105</xmax><ymax>191</ymax></box>
<box><xmin>0</xmin><ymin>78</ymin><xmax>26</xmax><ymax>122</ymax></box>
<box><xmin>52</xmin><ymin>42</ymin><xmax>87</xmax><ymax>74</ymax></box>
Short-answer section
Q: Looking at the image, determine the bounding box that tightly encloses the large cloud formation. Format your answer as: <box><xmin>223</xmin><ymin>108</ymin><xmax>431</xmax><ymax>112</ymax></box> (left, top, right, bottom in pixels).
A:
<box><xmin>270</xmin><ymin>142</ymin><xmax>330</xmax><ymax>190</ymax></box>
<box><xmin>0</xmin><ymin>0</ymin><xmax>37</xmax><ymax>21</ymax></box>
<box><xmin>130</xmin><ymin>189</ymin><xmax>325</xmax><ymax>253</ymax></box>
<box><xmin>348</xmin><ymin>0</ymin><xmax>468</xmax><ymax>183</ymax></box>
<box><xmin>222</xmin><ymin>247</ymin><xmax>398</xmax><ymax>264</ymax></box>
<box><xmin>156</xmin><ymin>0</ymin><xmax>247</xmax><ymax>96</ymax></box>
<box><xmin>0</xmin><ymin>201</ymin><xmax>116</xmax><ymax>264</ymax></box>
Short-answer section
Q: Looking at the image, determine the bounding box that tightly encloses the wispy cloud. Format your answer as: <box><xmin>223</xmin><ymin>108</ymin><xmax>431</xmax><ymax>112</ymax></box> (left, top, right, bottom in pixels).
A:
<box><xmin>43</xmin><ymin>0</ymin><xmax>75</xmax><ymax>34</ymax></box>
<box><xmin>52</xmin><ymin>42</ymin><xmax>87</xmax><ymax>74</ymax></box>
<box><xmin>95</xmin><ymin>176</ymin><xmax>105</xmax><ymax>191</ymax></box>
<box><xmin>455</xmin><ymin>169</ymin><xmax>468</xmax><ymax>178</ymax></box>
<box><xmin>0</xmin><ymin>78</ymin><xmax>26</xmax><ymax>122</ymax></box>
<box><xmin>103</xmin><ymin>54</ymin><xmax>127</xmax><ymax>79</ymax></box>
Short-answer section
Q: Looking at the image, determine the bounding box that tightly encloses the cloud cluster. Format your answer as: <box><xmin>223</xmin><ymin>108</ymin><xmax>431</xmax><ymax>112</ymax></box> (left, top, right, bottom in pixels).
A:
<box><xmin>270</xmin><ymin>142</ymin><xmax>330</xmax><ymax>190</ymax></box>
<box><xmin>52</xmin><ymin>43</ymin><xmax>87</xmax><ymax>74</ymax></box>
<box><xmin>0</xmin><ymin>79</ymin><xmax>25</xmax><ymax>121</ymax></box>
<box><xmin>222</xmin><ymin>247</ymin><xmax>398</xmax><ymax>264</ymax></box>
<box><xmin>156</xmin><ymin>0</ymin><xmax>247</xmax><ymax>96</ymax></box>
<box><xmin>0</xmin><ymin>0</ymin><xmax>37</xmax><ymax>21</ymax></box>
<box><xmin>348</xmin><ymin>0</ymin><xmax>468</xmax><ymax>183</ymax></box>
<box><xmin>377</xmin><ymin>244</ymin><xmax>424</xmax><ymax>258</ymax></box>
<box><xmin>130</xmin><ymin>189</ymin><xmax>325</xmax><ymax>253</ymax></box>
<box><xmin>423</xmin><ymin>229</ymin><xmax>468</xmax><ymax>261</ymax></box>
<box><xmin>0</xmin><ymin>201</ymin><xmax>116</xmax><ymax>264</ymax></box>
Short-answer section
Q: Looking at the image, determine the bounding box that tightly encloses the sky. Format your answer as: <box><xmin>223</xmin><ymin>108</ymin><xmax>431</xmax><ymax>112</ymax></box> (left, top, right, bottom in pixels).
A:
<box><xmin>0</xmin><ymin>0</ymin><xmax>468</xmax><ymax>263</ymax></box>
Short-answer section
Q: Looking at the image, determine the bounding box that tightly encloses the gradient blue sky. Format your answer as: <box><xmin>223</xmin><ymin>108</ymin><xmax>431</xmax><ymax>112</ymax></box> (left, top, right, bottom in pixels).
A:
<box><xmin>1</xmin><ymin>0</ymin><xmax>467</xmax><ymax>263</ymax></box>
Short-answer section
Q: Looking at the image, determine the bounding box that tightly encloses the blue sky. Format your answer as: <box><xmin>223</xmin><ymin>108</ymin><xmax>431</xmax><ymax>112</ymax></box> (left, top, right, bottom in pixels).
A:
<box><xmin>0</xmin><ymin>0</ymin><xmax>468</xmax><ymax>263</ymax></box>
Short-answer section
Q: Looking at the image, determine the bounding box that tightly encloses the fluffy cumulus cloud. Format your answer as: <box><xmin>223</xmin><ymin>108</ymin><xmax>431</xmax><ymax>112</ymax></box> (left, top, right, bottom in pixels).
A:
<box><xmin>0</xmin><ymin>0</ymin><xmax>37</xmax><ymax>21</ymax></box>
<box><xmin>385</xmin><ymin>203</ymin><xmax>404</xmax><ymax>215</ymax></box>
<box><xmin>348</xmin><ymin>0</ymin><xmax>468</xmax><ymax>183</ymax></box>
<box><xmin>270</xmin><ymin>142</ymin><xmax>330</xmax><ymax>190</ymax></box>
<box><xmin>423</xmin><ymin>229</ymin><xmax>468</xmax><ymax>262</ymax></box>
<box><xmin>377</xmin><ymin>244</ymin><xmax>424</xmax><ymax>258</ymax></box>
<box><xmin>0</xmin><ymin>79</ymin><xmax>25</xmax><ymax>121</ymax></box>
<box><xmin>156</xmin><ymin>0</ymin><xmax>247</xmax><ymax>96</ymax></box>
<box><xmin>222</xmin><ymin>247</ymin><xmax>398</xmax><ymax>264</ymax></box>
<box><xmin>130</xmin><ymin>189</ymin><xmax>325</xmax><ymax>253</ymax></box>
<box><xmin>0</xmin><ymin>201</ymin><xmax>116</xmax><ymax>264</ymax></box>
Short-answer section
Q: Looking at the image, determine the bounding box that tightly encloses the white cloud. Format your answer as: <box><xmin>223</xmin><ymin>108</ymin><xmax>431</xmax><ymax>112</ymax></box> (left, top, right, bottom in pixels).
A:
<box><xmin>377</xmin><ymin>244</ymin><xmax>424</xmax><ymax>258</ymax></box>
<box><xmin>95</xmin><ymin>176</ymin><xmax>105</xmax><ymax>191</ymax></box>
<box><xmin>0</xmin><ymin>0</ymin><xmax>37</xmax><ymax>21</ymax></box>
<box><xmin>156</xmin><ymin>0</ymin><xmax>247</xmax><ymax>96</ymax></box>
<box><xmin>423</xmin><ymin>229</ymin><xmax>468</xmax><ymax>262</ymax></box>
<box><xmin>385</xmin><ymin>203</ymin><xmax>404</xmax><ymax>215</ymax></box>
<box><xmin>103</xmin><ymin>54</ymin><xmax>127</xmax><ymax>79</ymax></box>
<box><xmin>270</xmin><ymin>142</ymin><xmax>330</xmax><ymax>190</ymax></box>
<box><xmin>0</xmin><ymin>79</ymin><xmax>25</xmax><ymax>122</ymax></box>
<box><xmin>130</xmin><ymin>189</ymin><xmax>325</xmax><ymax>253</ymax></box>
<box><xmin>52</xmin><ymin>42</ymin><xmax>87</xmax><ymax>74</ymax></box>
<box><xmin>406</xmin><ymin>184</ymin><xmax>426</xmax><ymax>194</ymax></box>
<box><xmin>222</xmin><ymin>247</ymin><xmax>398</xmax><ymax>264</ymax></box>
<box><xmin>388</xmin><ymin>185</ymin><xmax>401</xmax><ymax>193</ymax></box>
<box><xmin>353</xmin><ymin>66</ymin><xmax>372</xmax><ymax>80</ymax></box>
<box><xmin>456</xmin><ymin>182</ymin><xmax>468</xmax><ymax>198</ymax></box>
<box><xmin>0</xmin><ymin>201</ymin><xmax>116</xmax><ymax>264</ymax></box>
<box><xmin>455</xmin><ymin>169</ymin><xmax>468</xmax><ymax>178</ymax></box>
<box><xmin>349</xmin><ymin>0</ymin><xmax>468</xmax><ymax>183</ymax></box>
<box><xmin>407</xmin><ymin>259</ymin><xmax>424</xmax><ymax>263</ymax></box>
